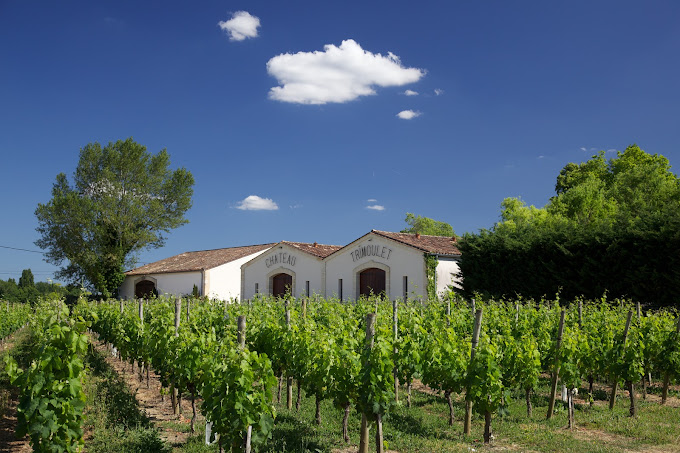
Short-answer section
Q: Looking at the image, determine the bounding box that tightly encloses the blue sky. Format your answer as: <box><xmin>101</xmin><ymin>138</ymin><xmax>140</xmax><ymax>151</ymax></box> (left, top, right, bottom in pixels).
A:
<box><xmin>1</xmin><ymin>1</ymin><xmax>679</xmax><ymax>283</ymax></box>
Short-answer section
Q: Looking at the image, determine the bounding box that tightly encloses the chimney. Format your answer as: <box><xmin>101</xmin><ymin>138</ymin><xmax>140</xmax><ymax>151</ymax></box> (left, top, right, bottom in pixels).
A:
<box><xmin>451</xmin><ymin>236</ymin><xmax>457</xmax><ymax>243</ymax></box>
<box><xmin>415</xmin><ymin>233</ymin><xmax>421</xmax><ymax>239</ymax></box>
<box><xmin>313</xmin><ymin>241</ymin><xmax>318</xmax><ymax>247</ymax></box>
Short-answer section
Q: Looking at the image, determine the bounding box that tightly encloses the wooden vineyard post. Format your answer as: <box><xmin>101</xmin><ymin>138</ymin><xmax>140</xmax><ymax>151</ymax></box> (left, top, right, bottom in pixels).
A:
<box><xmin>578</xmin><ymin>300</ymin><xmax>583</xmax><ymax>327</ymax></box>
<box><xmin>610</xmin><ymin>311</ymin><xmax>633</xmax><ymax>410</ymax></box>
<box><xmin>138</xmin><ymin>299</ymin><xmax>145</xmax><ymax>382</ymax></box>
<box><xmin>464</xmin><ymin>308</ymin><xmax>483</xmax><ymax>435</ymax></box>
<box><xmin>284</xmin><ymin>302</ymin><xmax>293</xmax><ymax>410</ymax></box>
<box><xmin>446</xmin><ymin>295</ymin><xmax>451</xmax><ymax>327</ymax></box>
<box><xmin>172</xmin><ymin>297</ymin><xmax>181</xmax><ymax>417</ymax></box>
<box><xmin>547</xmin><ymin>310</ymin><xmax>566</xmax><ymax>420</ymax></box>
<box><xmin>296</xmin><ymin>299</ymin><xmax>306</xmax><ymax>412</ymax></box>
<box><xmin>235</xmin><ymin>316</ymin><xmax>253</xmax><ymax>453</ymax></box>
<box><xmin>359</xmin><ymin>313</ymin><xmax>376</xmax><ymax>453</ymax></box>
<box><xmin>661</xmin><ymin>315</ymin><xmax>680</xmax><ymax>404</ymax></box>
<box><xmin>393</xmin><ymin>299</ymin><xmax>399</xmax><ymax>403</ymax></box>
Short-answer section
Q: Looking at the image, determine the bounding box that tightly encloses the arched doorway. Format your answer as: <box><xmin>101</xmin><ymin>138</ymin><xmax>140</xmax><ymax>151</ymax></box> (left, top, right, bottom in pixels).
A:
<box><xmin>272</xmin><ymin>273</ymin><xmax>293</xmax><ymax>298</ymax></box>
<box><xmin>135</xmin><ymin>279</ymin><xmax>157</xmax><ymax>299</ymax></box>
<box><xmin>359</xmin><ymin>268</ymin><xmax>386</xmax><ymax>297</ymax></box>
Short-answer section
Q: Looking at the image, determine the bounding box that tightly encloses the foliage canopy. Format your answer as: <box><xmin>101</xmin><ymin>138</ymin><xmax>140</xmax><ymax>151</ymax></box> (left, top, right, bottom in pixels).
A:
<box><xmin>459</xmin><ymin>145</ymin><xmax>680</xmax><ymax>306</ymax></box>
<box><xmin>35</xmin><ymin>138</ymin><xmax>194</xmax><ymax>297</ymax></box>
<box><xmin>401</xmin><ymin>213</ymin><xmax>455</xmax><ymax>236</ymax></box>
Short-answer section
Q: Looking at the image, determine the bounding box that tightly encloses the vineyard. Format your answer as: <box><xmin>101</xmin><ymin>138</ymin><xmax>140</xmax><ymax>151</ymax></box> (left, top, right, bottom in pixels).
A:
<box><xmin>2</xmin><ymin>295</ymin><xmax>680</xmax><ymax>452</ymax></box>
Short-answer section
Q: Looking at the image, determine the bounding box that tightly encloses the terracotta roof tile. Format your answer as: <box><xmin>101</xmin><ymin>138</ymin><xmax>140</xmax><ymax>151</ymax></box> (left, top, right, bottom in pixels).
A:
<box><xmin>282</xmin><ymin>241</ymin><xmax>343</xmax><ymax>258</ymax></box>
<box><xmin>126</xmin><ymin>243</ymin><xmax>275</xmax><ymax>275</ymax></box>
<box><xmin>371</xmin><ymin>230</ymin><xmax>461</xmax><ymax>256</ymax></box>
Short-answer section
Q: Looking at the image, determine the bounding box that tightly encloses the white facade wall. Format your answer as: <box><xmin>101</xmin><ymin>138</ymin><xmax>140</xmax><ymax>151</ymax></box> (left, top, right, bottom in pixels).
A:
<box><xmin>324</xmin><ymin>234</ymin><xmax>428</xmax><ymax>301</ymax></box>
<box><xmin>241</xmin><ymin>244</ymin><xmax>324</xmax><ymax>300</ymax></box>
<box><xmin>435</xmin><ymin>256</ymin><xmax>462</xmax><ymax>295</ymax></box>
<box><xmin>207</xmin><ymin>250</ymin><xmax>270</xmax><ymax>301</ymax></box>
<box><xmin>119</xmin><ymin>271</ymin><xmax>202</xmax><ymax>299</ymax></box>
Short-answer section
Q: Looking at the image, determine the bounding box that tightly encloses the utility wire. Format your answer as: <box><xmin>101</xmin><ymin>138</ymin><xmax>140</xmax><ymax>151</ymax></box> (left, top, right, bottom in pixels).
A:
<box><xmin>0</xmin><ymin>245</ymin><xmax>45</xmax><ymax>254</ymax></box>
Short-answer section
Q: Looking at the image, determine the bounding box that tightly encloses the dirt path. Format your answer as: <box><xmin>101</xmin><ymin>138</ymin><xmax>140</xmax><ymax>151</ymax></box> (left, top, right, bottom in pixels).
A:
<box><xmin>91</xmin><ymin>338</ymin><xmax>203</xmax><ymax>448</ymax></box>
<box><xmin>0</xmin><ymin>329</ymin><xmax>31</xmax><ymax>453</ymax></box>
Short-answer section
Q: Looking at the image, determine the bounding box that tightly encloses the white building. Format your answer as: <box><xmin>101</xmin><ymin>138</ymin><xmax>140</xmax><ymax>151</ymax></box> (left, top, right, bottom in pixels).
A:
<box><xmin>120</xmin><ymin>230</ymin><xmax>462</xmax><ymax>301</ymax></box>
<box><xmin>119</xmin><ymin>243</ymin><xmax>274</xmax><ymax>300</ymax></box>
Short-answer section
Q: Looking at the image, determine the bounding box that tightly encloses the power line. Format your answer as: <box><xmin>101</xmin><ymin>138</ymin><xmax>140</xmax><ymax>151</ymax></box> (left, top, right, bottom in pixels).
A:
<box><xmin>0</xmin><ymin>245</ymin><xmax>45</xmax><ymax>254</ymax></box>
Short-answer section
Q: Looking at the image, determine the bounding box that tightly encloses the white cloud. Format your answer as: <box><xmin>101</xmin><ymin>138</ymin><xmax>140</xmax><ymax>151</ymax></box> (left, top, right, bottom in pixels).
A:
<box><xmin>218</xmin><ymin>11</ymin><xmax>260</xmax><ymax>41</ymax></box>
<box><xmin>367</xmin><ymin>198</ymin><xmax>377</xmax><ymax>202</ymax></box>
<box><xmin>434</xmin><ymin>88</ymin><xmax>444</xmax><ymax>96</ymax></box>
<box><xmin>580</xmin><ymin>147</ymin><xmax>587</xmax><ymax>152</ymax></box>
<box><xmin>397</xmin><ymin>109</ymin><xmax>421</xmax><ymax>120</ymax></box>
<box><xmin>404</xmin><ymin>89</ymin><xmax>419</xmax><ymax>96</ymax></box>
<box><xmin>366</xmin><ymin>205</ymin><xmax>385</xmax><ymax>211</ymax></box>
<box><xmin>267</xmin><ymin>39</ymin><xmax>425</xmax><ymax>104</ymax></box>
<box><xmin>236</xmin><ymin>195</ymin><xmax>278</xmax><ymax>211</ymax></box>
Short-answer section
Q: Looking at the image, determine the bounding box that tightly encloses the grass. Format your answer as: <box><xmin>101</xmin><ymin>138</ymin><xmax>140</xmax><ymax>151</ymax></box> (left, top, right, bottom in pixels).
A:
<box><xmin>83</xmin><ymin>343</ymin><xmax>171</xmax><ymax>453</ymax></box>
<box><xmin>171</xmin><ymin>377</ymin><xmax>680</xmax><ymax>453</ymax></box>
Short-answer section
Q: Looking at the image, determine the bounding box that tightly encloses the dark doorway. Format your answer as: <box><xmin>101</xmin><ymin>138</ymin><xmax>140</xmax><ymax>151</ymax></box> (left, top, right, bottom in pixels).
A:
<box><xmin>359</xmin><ymin>268</ymin><xmax>386</xmax><ymax>297</ymax></box>
<box><xmin>272</xmin><ymin>273</ymin><xmax>293</xmax><ymax>298</ymax></box>
<box><xmin>135</xmin><ymin>279</ymin><xmax>157</xmax><ymax>299</ymax></box>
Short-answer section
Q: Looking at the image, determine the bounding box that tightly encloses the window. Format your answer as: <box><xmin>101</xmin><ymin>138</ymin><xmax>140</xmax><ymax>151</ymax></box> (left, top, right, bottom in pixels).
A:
<box><xmin>338</xmin><ymin>279</ymin><xmax>343</xmax><ymax>301</ymax></box>
<box><xmin>403</xmin><ymin>276</ymin><xmax>408</xmax><ymax>300</ymax></box>
<box><xmin>255</xmin><ymin>283</ymin><xmax>259</xmax><ymax>294</ymax></box>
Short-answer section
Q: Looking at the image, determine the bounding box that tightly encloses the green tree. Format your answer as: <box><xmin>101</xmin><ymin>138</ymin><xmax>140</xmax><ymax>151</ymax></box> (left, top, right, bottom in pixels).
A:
<box><xmin>35</xmin><ymin>138</ymin><xmax>194</xmax><ymax>297</ymax></box>
<box><xmin>18</xmin><ymin>269</ymin><xmax>35</xmax><ymax>288</ymax></box>
<box><xmin>401</xmin><ymin>213</ymin><xmax>455</xmax><ymax>236</ymax></box>
<box><xmin>459</xmin><ymin>144</ymin><xmax>680</xmax><ymax>306</ymax></box>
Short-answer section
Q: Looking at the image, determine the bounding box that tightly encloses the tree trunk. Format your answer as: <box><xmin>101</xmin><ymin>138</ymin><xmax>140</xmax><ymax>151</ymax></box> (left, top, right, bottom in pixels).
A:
<box><xmin>407</xmin><ymin>381</ymin><xmax>412</xmax><ymax>408</ymax></box>
<box><xmin>172</xmin><ymin>385</ymin><xmax>178</xmax><ymax>416</ymax></box>
<box><xmin>589</xmin><ymin>376</ymin><xmax>594</xmax><ymax>407</ymax></box>
<box><xmin>445</xmin><ymin>390</ymin><xmax>454</xmax><ymax>425</ymax></box>
<box><xmin>484</xmin><ymin>410</ymin><xmax>492</xmax><ymax>443</ymax></box>
<box><xmin>146</xmin><ymin>363</ymin><xmax>150</xmax><ymax>389</ymax></box>
<box><xmin>609</xmin><ymin>380</ymin><xmax>618</xmax><ymax>410</ymax></box>
<box><xmin>191</xmin><ymin>392</ymin><xmax>197</xmax><ymax>433</ymax></box>
<box><xmin>315</xmin><ymin>395</ymin><xmax>322</xmax><ymax>425</ymax></box>
<box><xmin>342</xmin><ymin>403</ymin><xmax>350</xmax><ymax>443</ymax></box>
<box><xmin>662</xmin><ymin>372</ymin><xmax>670</xmax><ymax>405</ymax></box>
<box><xmin>627</xmin><ymin>380</ymin><xmax>636</xmax><ymax>416</ymax></box>
<box><xmin>526</xmin><ymin>387</ymin><xmax>532</xmax><ymax>417</ymax></box>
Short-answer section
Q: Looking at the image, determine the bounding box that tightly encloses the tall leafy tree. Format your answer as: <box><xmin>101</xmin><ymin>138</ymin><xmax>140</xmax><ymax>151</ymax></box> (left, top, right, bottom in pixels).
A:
<box><xmin>459</xmin><ymin>145</ymin><xmax>680</xmax><ymax>306</ymax></box>
<box><xmin>401</xmin><ymin>213</ymin><xmax>455</xmax><ymax>236</ymax></box>
<box><xmin>18</xmin><ymin>269</ymin><xmax>35</xmax><ymax>288</ymax></box>
<box><xmin>35</xmin><ymin>138</ymin><xmax>194</xmax><ymax>297</ymax></box>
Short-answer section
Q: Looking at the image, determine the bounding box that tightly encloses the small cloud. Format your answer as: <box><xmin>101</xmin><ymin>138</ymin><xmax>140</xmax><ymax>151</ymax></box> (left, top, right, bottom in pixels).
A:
<box><xmin>538</xmin><ymin>155</ymin><xmax>545</xmax><ymax>159</ymax></box>
<box><xmin>397</xmin><ymin>109</ymin><xmax>421</xmax><ymax>120</ymax></box>
<box><xmin>289</xmin><ymin>203</ymin><xmax>302</xmax><ymax>209</ymax></box>
<box><xmin>236</xmin><ymin>195</ymin><xmax>278</xmax><ymax>211</ymax></box>
<box><xmin>607</xmin><ymin>148</ymin><xmax>617</xmax><ymax>153</ymax></box>
<box><xmin>267</xmin><ymin>39</ymin><xmax>425</xmax><ymax>104</ymax></box>
<box><xmin>434</xmin><ymin>88</ymin><xmax>444</xmax><ymax>96</ymax></box>
<box><xmin>580</xmin><ymin>147</ymin><xmax>587</xmax><ymax>152</ymax></box>
<box><xmin>218</xmin><ymin>11</ymin><xmax>260</xmax><ymax>41</ymax></box>
<box><xmin>367</xmin><ymin>198</ymin><xmax>378</xmax><ymax>202</ymax></box>
<box><xmin>404</xmin><ymin>89</ymin><xmax>419</xmax><ymax>96</ymax></box>
<box><xmin>366</xmin><ymin>205</ymin><xmax>385</xmax><ymax>211</ymax></box>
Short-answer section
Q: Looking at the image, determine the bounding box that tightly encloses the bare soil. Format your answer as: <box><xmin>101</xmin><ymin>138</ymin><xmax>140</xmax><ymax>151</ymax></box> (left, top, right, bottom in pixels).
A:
<box><xmin>91</xmin><ymin>338</ymin><xmax>203</xmax><ymax>447</ymax></box>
